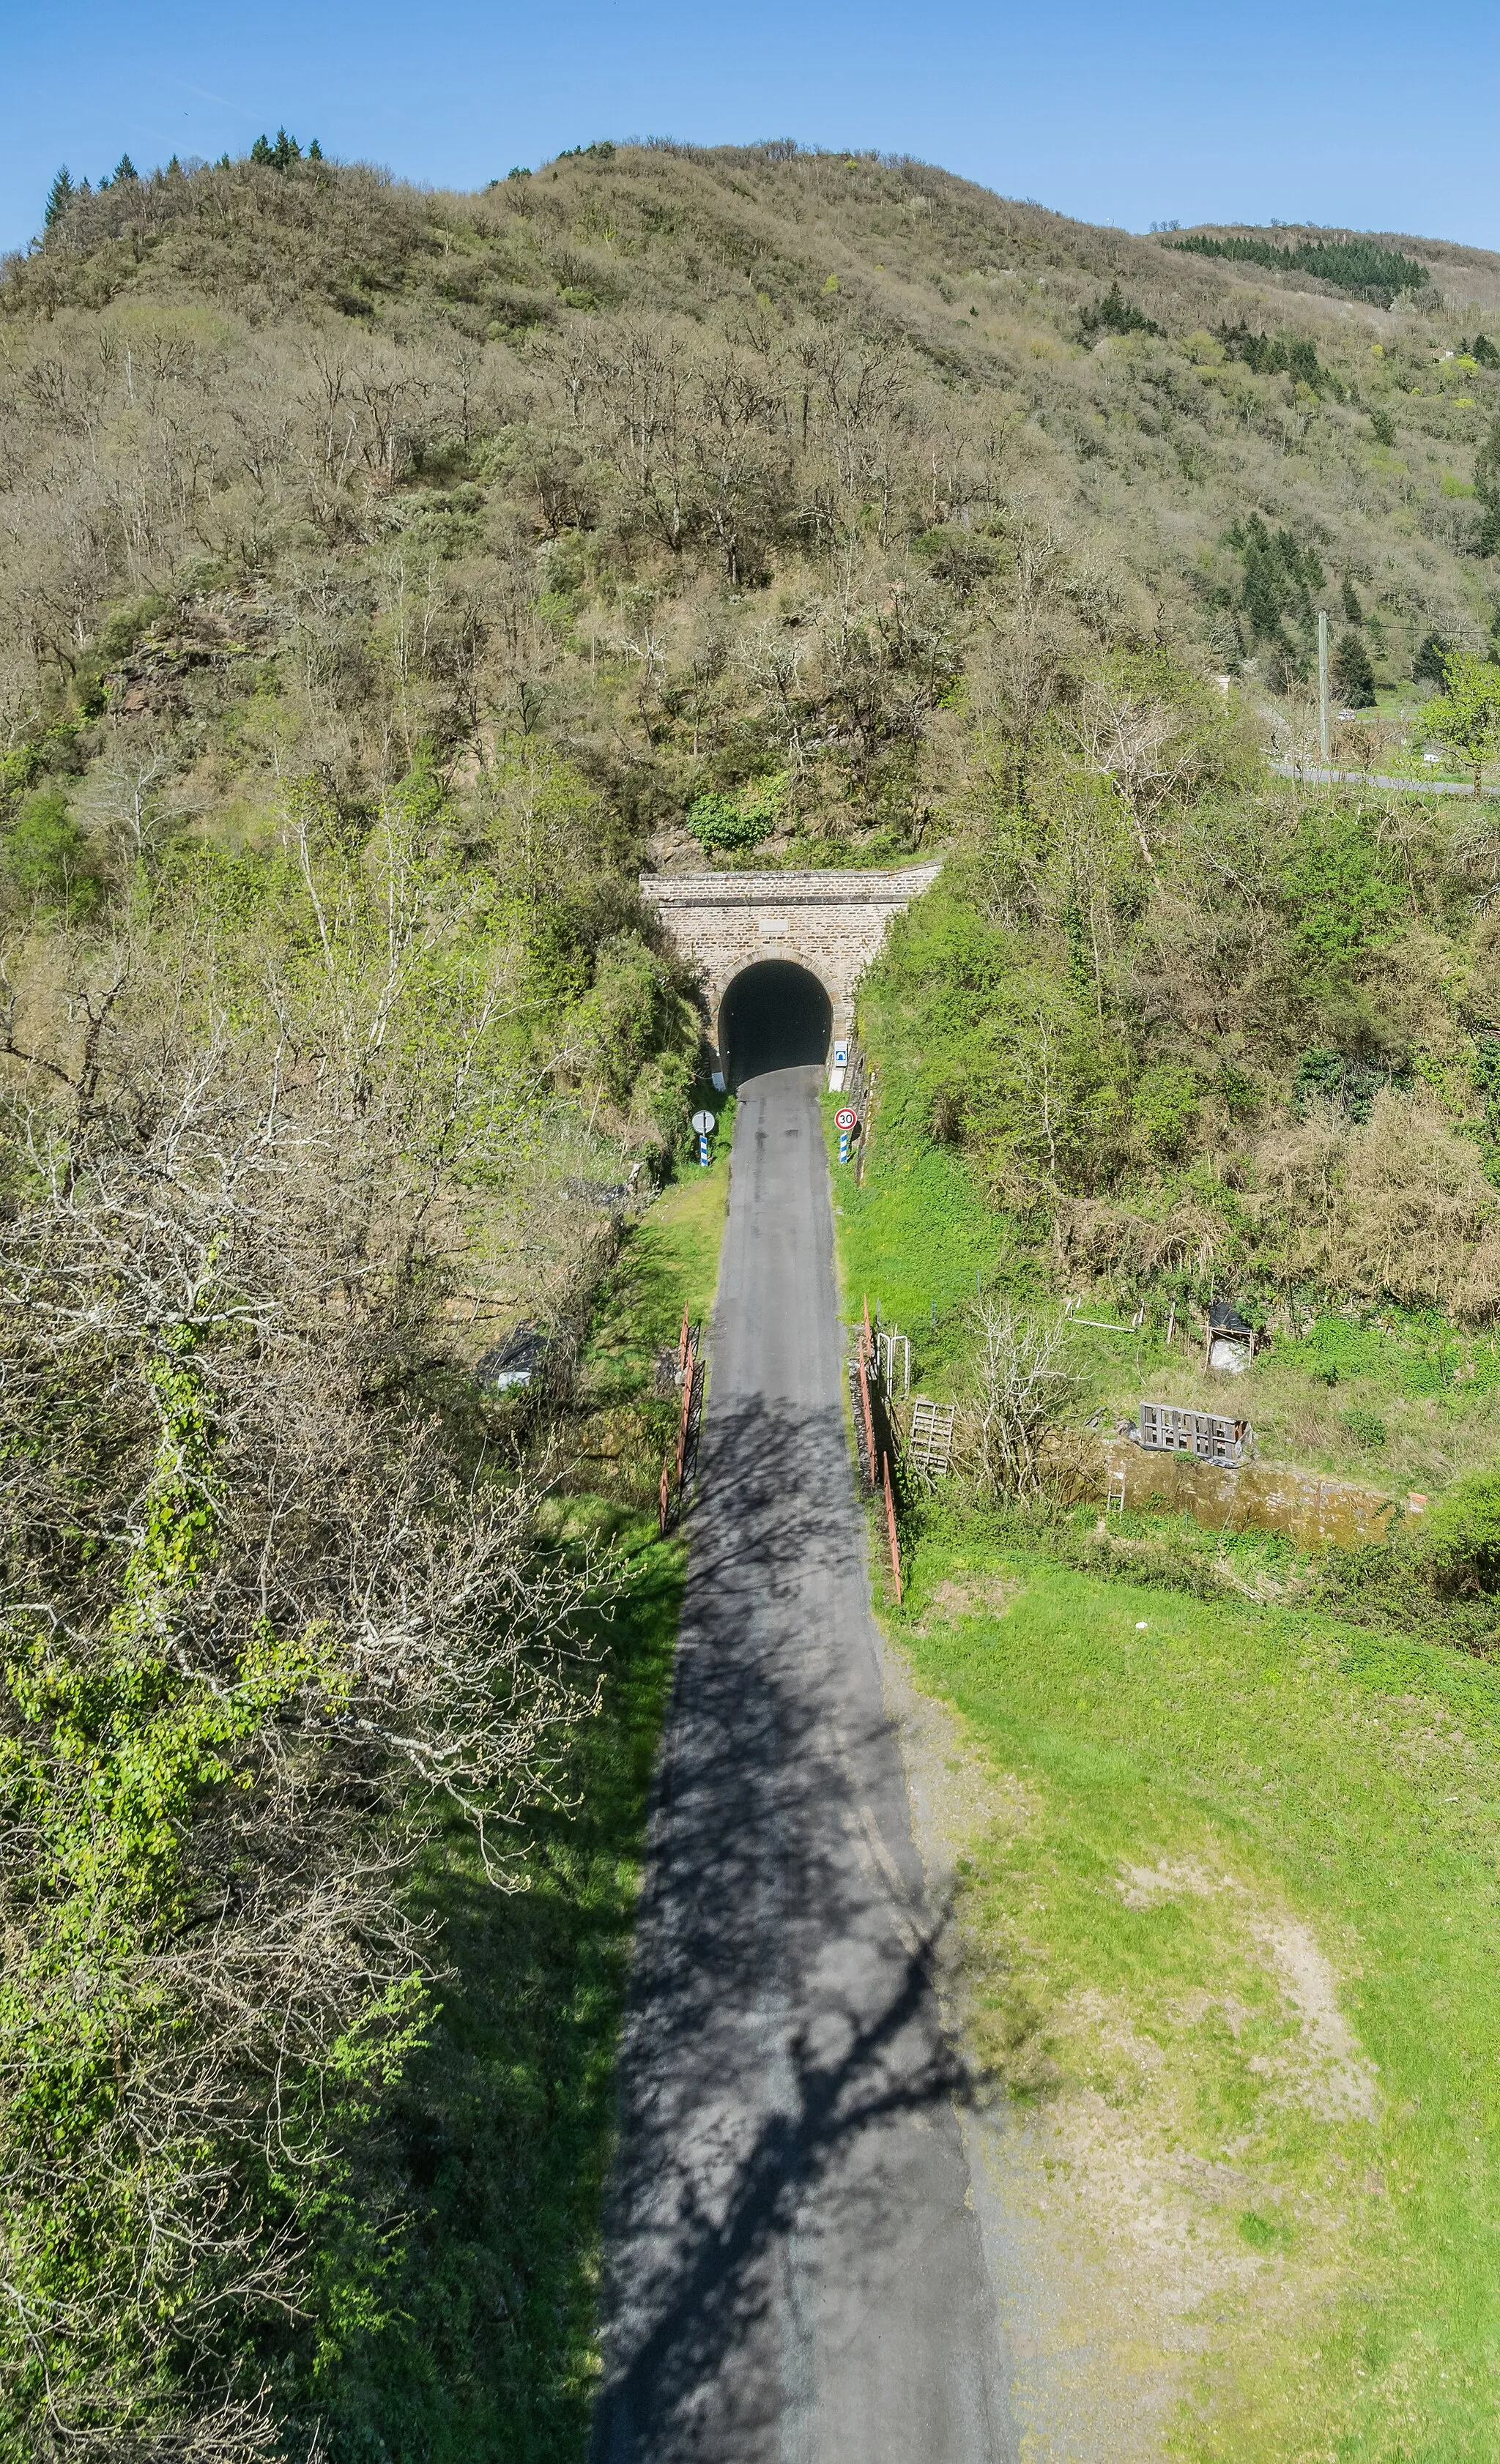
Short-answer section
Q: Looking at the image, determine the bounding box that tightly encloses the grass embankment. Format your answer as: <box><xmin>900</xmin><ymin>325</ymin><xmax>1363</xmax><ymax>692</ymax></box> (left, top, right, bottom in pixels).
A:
<box><xmin>827</xmin><ymin>1087</ymin><xmax>1500</xmax><ymax>2452</ymax></box>
<box><xmin>892</xmin><ymin>1540</ymin><xmax>1500</xmax><ymax>2459</ymax></box>
<box><xmin>823</xmin><ymin>1086</ymin><xmax>1500</xmax><ymax>1498</ymax></box>
<box><xmin>316</xmin><ymin>1151</ymin><xmax>732</xmax><ymax>2462</ymax></box>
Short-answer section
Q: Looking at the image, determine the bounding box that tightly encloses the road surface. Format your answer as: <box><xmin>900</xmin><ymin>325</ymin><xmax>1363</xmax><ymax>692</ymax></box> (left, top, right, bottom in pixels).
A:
<box><xmin>1269</xmin><ymin>758</ymin><xmax>1480</xmax><ymax>794</ymax></box>
<box><xmin>592</xmin><ymin>1063</ymin><xmax>1011</xmax><ymax>2464</ymax></box>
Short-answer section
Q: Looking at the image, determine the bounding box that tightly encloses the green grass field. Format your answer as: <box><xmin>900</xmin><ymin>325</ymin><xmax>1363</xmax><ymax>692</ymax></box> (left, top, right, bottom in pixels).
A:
<box><xmin>891</xmin><ymin>1535</ymin><xmax>1500</xmax><ymax>2459</ymax></box>
<box><xmin>828</xmin><ymin>1071</ymin><xmax>1500</xmax><ymax>2454</ymax></box>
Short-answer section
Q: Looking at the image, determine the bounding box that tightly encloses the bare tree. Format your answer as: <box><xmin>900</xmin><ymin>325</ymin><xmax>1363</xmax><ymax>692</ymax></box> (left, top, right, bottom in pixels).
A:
<box><xmin>969</xmin><ymin>1299</ymin><xmax>1075</xmax><ymax>1496</ymax></box>
<box><xmin>0</xmin><ymin>835</ymin><xmax>606</xmax><ymax>2457</ymax></box>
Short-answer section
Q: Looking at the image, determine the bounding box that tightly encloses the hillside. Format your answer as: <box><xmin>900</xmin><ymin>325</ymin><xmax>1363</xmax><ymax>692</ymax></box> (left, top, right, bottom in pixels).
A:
<box><xmin>7</xmin><ymin>141</ymin><xmax>1500</xmax><ymax>879</ymax></box>
<box><xmin>10</xmin><ymin>138</ymin><xmax>1500</xmax><ymax>2461</ymax></box>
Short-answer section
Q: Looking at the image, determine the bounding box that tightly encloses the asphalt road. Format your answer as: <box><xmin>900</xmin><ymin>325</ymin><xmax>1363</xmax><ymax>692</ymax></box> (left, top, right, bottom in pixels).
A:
<box><xmin>592</xmin><ymin>1064</ymin><xmax>1011</xmax><ymax>2464</ymax></box>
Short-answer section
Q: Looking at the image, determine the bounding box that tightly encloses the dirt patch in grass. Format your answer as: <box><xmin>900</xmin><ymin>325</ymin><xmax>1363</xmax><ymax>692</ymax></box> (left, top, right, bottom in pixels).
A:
<box><xmin>914</xmin><ymin>1572</ymin><xmax>1024</xmax><ymax>1631</ymax></box>
<box><xmin>880</xmin><ymin>1591</ymin><xmax>1400</xmax><ymax>2462</ymax></box>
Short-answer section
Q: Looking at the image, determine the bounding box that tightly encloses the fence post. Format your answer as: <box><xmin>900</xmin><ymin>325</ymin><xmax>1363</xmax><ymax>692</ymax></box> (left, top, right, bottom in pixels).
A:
<box><xmin>883</xmin><ymin>1451</ymin><xmax>902</xmax><ymax>1604</ymax></box>
<box><xmin>859</xmin><ymin>1332</ymin><xmax>877</xmax><ymax>1488</ymax></box>
<box><xmin>675</xmin><ymin>1333</ymin><xmax>695</xmax><ymax>1492</ymax></box>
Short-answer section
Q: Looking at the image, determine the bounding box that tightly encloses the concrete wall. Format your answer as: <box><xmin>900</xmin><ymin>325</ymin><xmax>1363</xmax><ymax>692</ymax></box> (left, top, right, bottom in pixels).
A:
<box><xmin>1100</xmin><ymin>1439</ymin><xmax>1414</xmax><ymax>1550</ymax></box>
<box><xmin>641</xmin><ymin>863</ymin><xmax>941</xmax><ymax>1067</ymax></box>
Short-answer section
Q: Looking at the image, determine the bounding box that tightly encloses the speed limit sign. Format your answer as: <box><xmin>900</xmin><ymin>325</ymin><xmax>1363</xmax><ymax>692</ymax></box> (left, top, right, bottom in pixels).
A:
<box><xmin>834</xmin><ymin>1107</ymin><xmax>858</xmax><ymax>1132</ymax></box>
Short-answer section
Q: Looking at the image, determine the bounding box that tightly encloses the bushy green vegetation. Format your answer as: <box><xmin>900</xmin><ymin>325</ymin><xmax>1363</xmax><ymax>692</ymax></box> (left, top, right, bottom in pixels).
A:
<box><xmin>856</xmin><ymin>680</ymin><xmax>1500</xmax><ymax>1333</ymax></box>
<box><xmin>888</xmin><ymin>1541</ymin><xmax>1500</xmax><ymax>2457</ymax></box>
<box><xmin>304</xmin><ymin>1515</ymin><xmax>683</xmax><ymax>2464</ymax></box>
<box><xmin>0</xmin><ymin>771</ymin><xmax>700</xmax><ymax>2454</ymax></box>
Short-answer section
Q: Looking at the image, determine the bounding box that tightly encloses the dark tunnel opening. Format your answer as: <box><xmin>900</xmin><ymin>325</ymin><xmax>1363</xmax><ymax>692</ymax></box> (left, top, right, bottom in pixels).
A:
<box><xmin>719</xmin><ymin>961</ymin><xmax>833</xmax><ymax>1087</ymax></box>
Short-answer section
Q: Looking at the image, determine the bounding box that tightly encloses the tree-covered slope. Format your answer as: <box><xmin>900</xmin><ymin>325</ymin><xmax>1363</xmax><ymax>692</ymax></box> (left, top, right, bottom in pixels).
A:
<box><xmin>7</xmin><ymin>140</ymin><xmax>1500</xmax><ymax>884</ymax></box>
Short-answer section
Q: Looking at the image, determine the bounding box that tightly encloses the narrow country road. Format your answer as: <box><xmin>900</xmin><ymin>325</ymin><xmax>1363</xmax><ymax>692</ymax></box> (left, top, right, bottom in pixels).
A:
<box><xmin>592</xmin><ymin>1063</ymin><xmax>1011</xmax><ymax>2464</ymax></box>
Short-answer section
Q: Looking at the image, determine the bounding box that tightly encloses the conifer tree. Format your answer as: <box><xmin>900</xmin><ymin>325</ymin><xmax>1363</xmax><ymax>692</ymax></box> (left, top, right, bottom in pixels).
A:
<box><xmin>42</xmin><ymin>166</ymin><xmax>74</xmax><ymax>228</ymax></box>
<box><xmin>1332</xmin><ymin>628</ymin><xmax>1376</xmax><ymax>707</ymax></box>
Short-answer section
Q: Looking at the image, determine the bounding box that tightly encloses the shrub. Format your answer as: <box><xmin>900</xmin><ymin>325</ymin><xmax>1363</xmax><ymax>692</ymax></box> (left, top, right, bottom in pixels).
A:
<box><xmin>4</xmin><ymin>788</ymin><xmax>101</xmax><ymax>916</ymax></box>
<box><xmin>1423</xmin><ymin>1470</ymin><xmax>1500</xmax><ymax>1592</ymax></box>
<box><xmin>686</xmin><ymin>773</ymin><xmax>787</xmax><ymax>852</ymax></box>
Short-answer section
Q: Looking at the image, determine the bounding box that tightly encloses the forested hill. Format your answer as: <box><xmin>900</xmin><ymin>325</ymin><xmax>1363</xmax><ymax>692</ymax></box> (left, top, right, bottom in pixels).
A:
<box><xmin>7</xmin><ymin>141</ymin><xmax>1500</xmax><ymax>880</ymax></box>
<box><xmin>14</xmin><ymin>133</ymin><xmax>1500</xmax><ymax>2463</ymax></box>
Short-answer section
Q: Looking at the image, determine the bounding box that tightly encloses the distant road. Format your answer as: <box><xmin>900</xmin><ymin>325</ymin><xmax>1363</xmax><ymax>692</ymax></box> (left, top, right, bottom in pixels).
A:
<box><xmin>592</xmin><ymin>1063</ymin><xmax>1010</xmax><ymax>2464</ymax></box>
<box><xmin>1269</xmin><ymin>759</ymin><xmax>1481</xmax><ymax>795</ymax></box>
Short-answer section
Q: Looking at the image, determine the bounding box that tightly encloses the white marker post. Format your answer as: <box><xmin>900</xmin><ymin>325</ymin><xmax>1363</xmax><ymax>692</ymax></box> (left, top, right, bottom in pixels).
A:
<box><xmin>691</xmin><ymin>1108</ymin><xmax>716</xmax><ymax>1168</ymax></box>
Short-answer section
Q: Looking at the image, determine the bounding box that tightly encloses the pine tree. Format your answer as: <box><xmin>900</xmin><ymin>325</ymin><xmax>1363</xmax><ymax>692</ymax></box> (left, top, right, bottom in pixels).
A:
<box><xmin>42</xmin><ymin>167</ymin><xmax>74</xmax><ymax>229</ymax></box>
<box><xmin>1341</xmin><ymin>576</ymin><xmax>1364</xmax><ymax>625</ymax></box>
<box><xmin>1333</xmin><ymin>629</ymin><xmax>1376</xmax><ymax>707</ymax></box>
<box><xmin>114</xmin><ymin>153</ymin><xmax>138</xmax><ymax>183</ymax></box>
<box><xmin>307</xmin><ymin>138</ymin><xmax>323</xmax><ymax>161</ymax></box>
<box><xmin>1414</xmin><ymin>632</ymin><xmax>1452</xmax><ymax>688</ymax></box>
<box><xmin>250</xmin><ymin>134</ymin><xmax>272</xmax><ymax>164</ymax></box>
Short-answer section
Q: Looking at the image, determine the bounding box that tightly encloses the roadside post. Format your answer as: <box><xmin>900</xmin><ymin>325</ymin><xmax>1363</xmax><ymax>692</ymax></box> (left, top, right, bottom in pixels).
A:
<box><xmin>691</xmin><ymin>1108</ymin><xmax>716</xmax><ymax>1168</ymax></box>
<box><xmin>835</xmin><ymin>1104</ymin><xmax>858</xmax><ymax>1166</ymax></box>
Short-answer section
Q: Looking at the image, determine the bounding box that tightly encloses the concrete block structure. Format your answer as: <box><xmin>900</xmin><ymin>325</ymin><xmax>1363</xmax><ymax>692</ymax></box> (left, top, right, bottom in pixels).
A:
<box><xmin>640</xmin><ymin>862</ymin><xmax>941</xmax><ymax>1079</ymax></box>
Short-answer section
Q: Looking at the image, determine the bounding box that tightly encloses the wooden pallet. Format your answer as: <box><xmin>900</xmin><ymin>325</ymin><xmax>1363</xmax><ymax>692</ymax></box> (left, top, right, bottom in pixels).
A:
<box><xmin>907</xmin><ymin>1397</ymin><xmax>957</xmax><ymax>1478</ymax></box>
<box><xmin>1137</xmin><ymin>1399</ymin><xmax>1250</xmax><ymax>1465</ymax></box>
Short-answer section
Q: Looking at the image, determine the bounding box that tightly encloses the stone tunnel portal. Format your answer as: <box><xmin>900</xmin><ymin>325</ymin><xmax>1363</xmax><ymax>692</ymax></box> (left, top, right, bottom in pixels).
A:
<box><xmin>719</xmin><ymin>961</ymin><xmax>833</xmax><ymax>1087</ymax></box>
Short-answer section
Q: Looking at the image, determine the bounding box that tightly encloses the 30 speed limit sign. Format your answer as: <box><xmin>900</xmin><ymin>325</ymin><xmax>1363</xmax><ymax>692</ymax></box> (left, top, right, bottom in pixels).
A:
<box><xmin>834</xmin><ymin>1107</ymin><xmax>858</xmax><ymax>1132</ymax></box>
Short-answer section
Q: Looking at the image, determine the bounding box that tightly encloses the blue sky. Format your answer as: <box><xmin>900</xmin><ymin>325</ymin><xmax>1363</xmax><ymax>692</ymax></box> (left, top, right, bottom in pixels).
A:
<box><xmin>6</xmin><ymin>0</ymin><xmax>1500</xmax><ymax>260</ymax></box>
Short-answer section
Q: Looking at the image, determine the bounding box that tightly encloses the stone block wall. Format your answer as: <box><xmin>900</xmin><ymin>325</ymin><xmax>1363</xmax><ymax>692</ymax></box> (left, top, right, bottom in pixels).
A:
<box><xmin>642</xmin><ymin>863</ymin><xmax>941</xmax><ymax>1062</ymax></box>
<box><xmin>1100</xmin><ymin>1439</ymin><xmax>1414</xmax><ymax>1549</ymax></box>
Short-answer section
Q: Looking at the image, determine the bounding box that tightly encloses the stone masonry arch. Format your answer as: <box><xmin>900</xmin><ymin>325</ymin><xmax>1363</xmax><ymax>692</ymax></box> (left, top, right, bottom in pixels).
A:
<box><xmin>640</xmin><ymin>863</ymin><xmax>940</xmax><ymax>1081</ymax></box>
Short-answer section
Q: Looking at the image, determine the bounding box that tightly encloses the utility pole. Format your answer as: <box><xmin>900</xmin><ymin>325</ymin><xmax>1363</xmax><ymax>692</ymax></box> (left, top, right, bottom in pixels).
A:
<box><xmin>1318</xmin><ymin>608</ymin><xmax>1330</xmax><ymax>767</ymax></box>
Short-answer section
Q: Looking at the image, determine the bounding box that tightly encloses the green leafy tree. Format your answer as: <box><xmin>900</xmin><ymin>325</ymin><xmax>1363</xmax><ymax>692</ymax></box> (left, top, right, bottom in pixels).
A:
<box><xmin>1416</xmin><ymin>650</ymin><xmax>1500</xmax><ymax>789</ymax></box>
<box><xmin>1424</xmin><ymin>1470</ymin><xmax>1500</xmax><ymax>1591</ymax></box>
<box><xmin>4</xmin><ymin>789</ymin><xmax>102</xmax><ymax>917</ymax></box>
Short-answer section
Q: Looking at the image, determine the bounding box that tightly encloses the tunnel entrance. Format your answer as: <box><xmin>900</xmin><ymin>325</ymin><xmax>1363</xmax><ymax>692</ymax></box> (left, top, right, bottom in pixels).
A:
<box><xmin>719</xmin><ymin>961</ymin><xmax>833</xmax><ymax>1086</ymax></box>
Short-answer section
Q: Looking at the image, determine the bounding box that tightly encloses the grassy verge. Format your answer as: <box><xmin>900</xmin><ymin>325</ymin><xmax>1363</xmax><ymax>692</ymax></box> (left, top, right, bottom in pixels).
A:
<box><xmin>888</xmin><ymin>1530</ymin><xmax>1500</xmax><ymax>2458</ymax></box>
<box><xmin>828</xmin><ymin>1070</ymin><xmax>1500</xmax><ymax>2449</ymax></box>
<box><xmin>316</xmin><ymin>1516</ymin><xmax>682</xmax><ymax>2463</ymax></box>
<box><xmin>313</xmin><ymin>1149</ymin><xmax>735</xmax><ymax>2460</ymax></box>
<box><xmin>823</xmin><ymin>1057</ymin><xmax>1500</xmax><ymax>1497</ymax></box>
